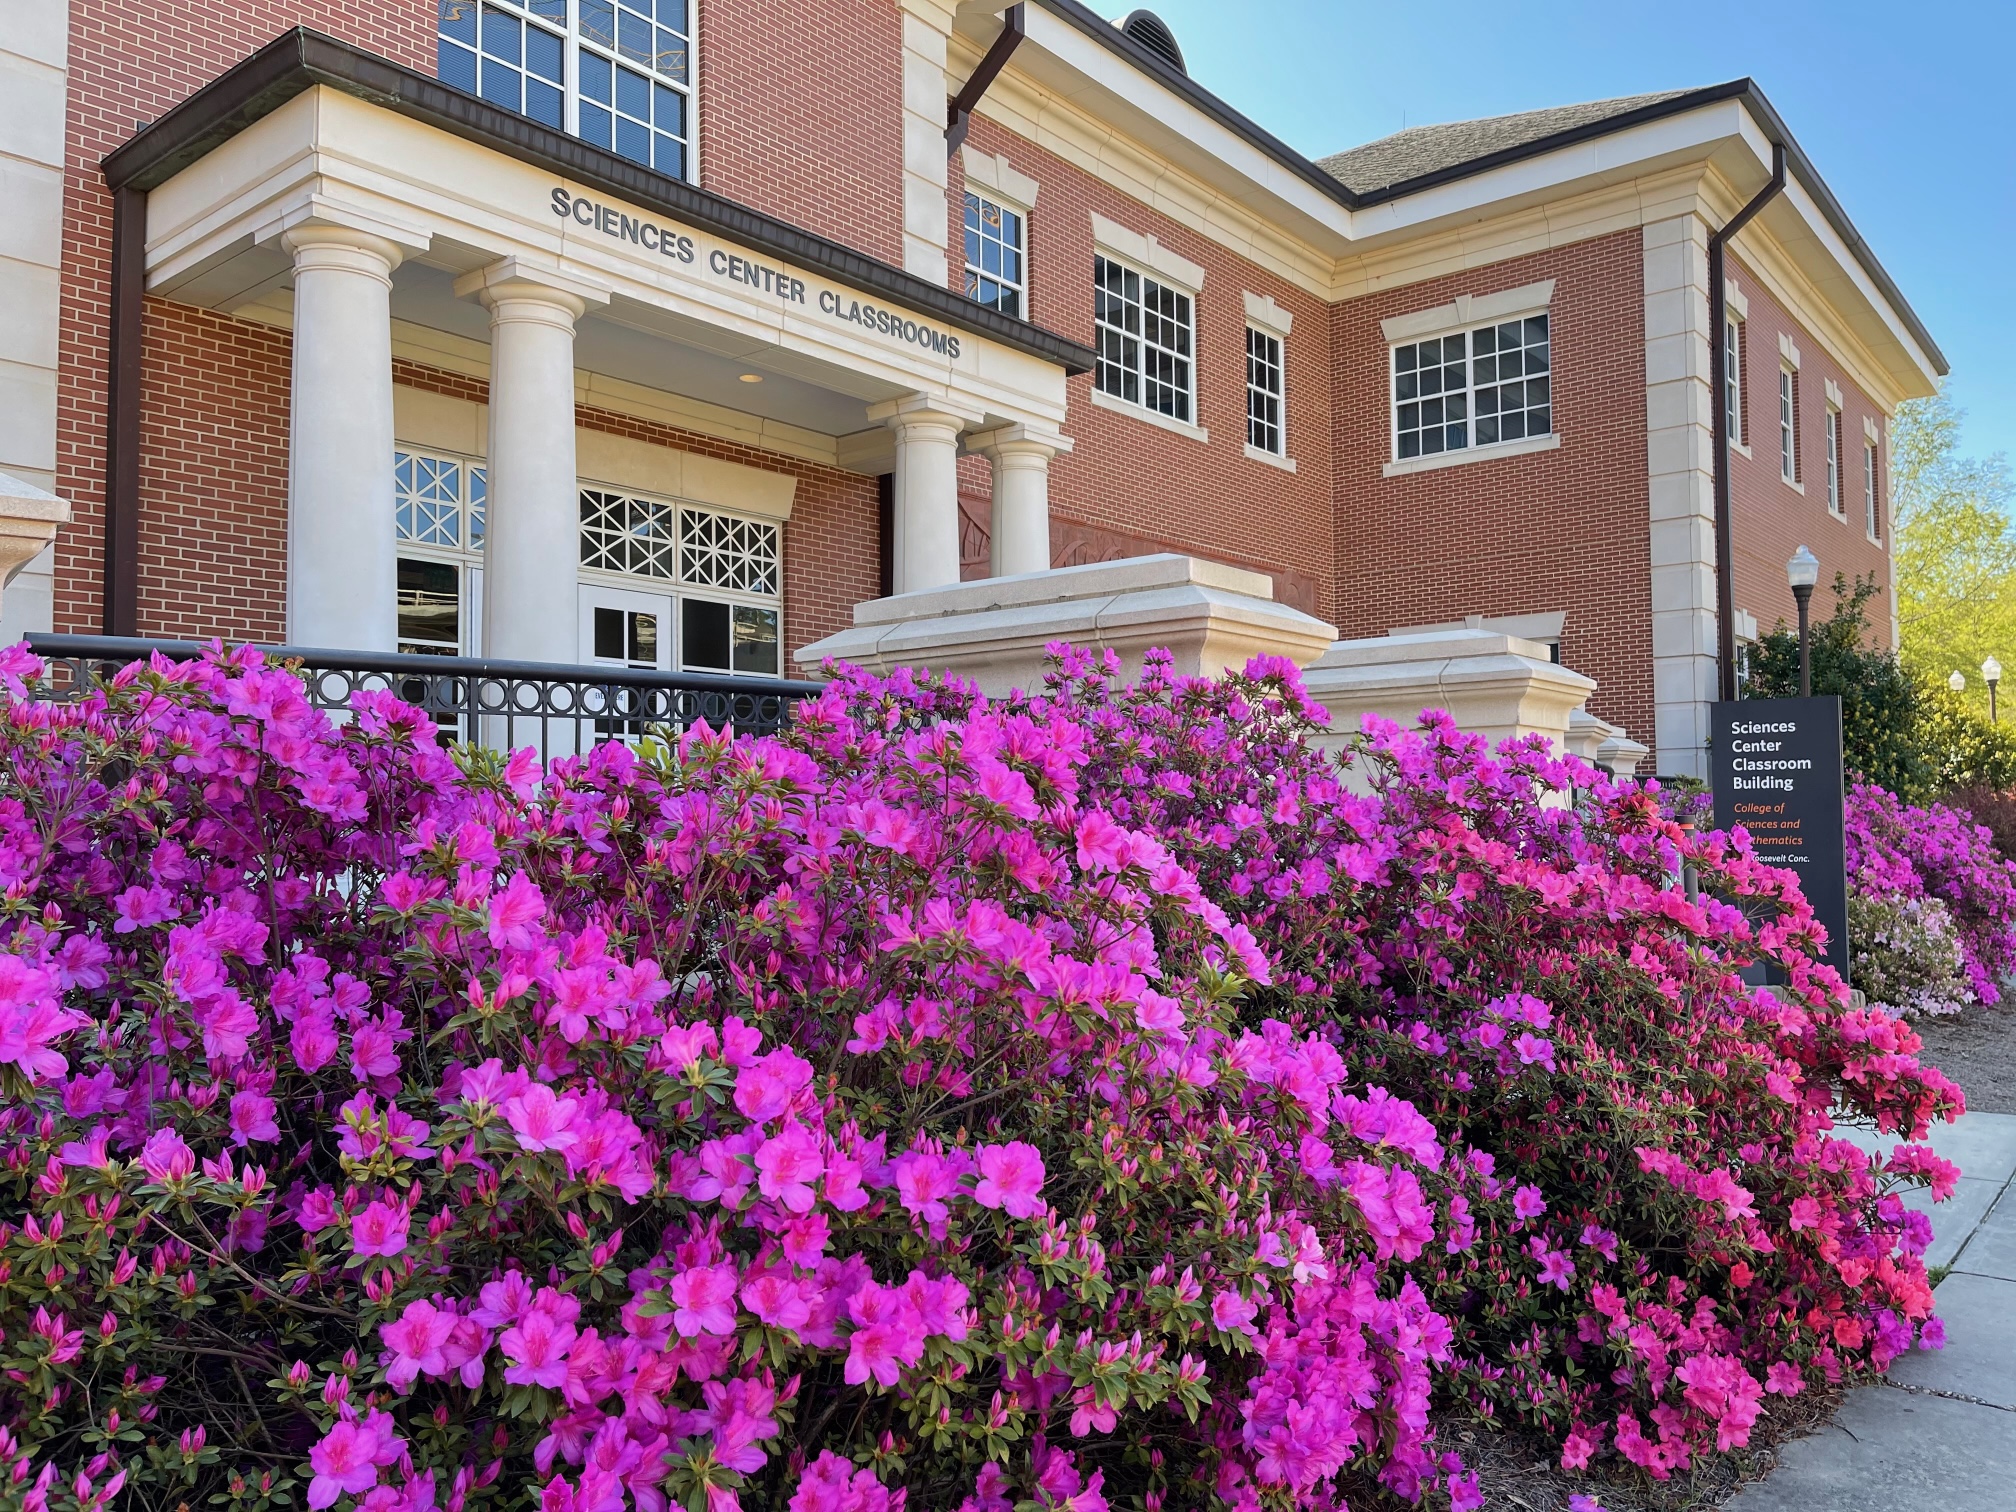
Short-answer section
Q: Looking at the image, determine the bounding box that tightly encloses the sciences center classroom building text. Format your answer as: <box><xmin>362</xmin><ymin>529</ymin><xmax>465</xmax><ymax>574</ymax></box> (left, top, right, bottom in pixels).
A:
<box><xmin>0</xmin><ymin>0</ymin><xmax>1944</xmax><ymax>775</ymax></box>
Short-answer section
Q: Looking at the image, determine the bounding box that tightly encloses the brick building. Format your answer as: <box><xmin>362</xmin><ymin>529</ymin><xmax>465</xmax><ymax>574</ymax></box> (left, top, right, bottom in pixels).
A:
<box><xmin>0</xmin><ymin>0</ymin><xmax>1943</xmax><ymax>774</ymax></box>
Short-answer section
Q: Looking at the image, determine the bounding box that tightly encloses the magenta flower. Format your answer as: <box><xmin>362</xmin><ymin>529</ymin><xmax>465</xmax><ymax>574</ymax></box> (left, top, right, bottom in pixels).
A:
<box><xmin>893</xmin><ymin>1148</ymin><xmax>971</xmax><ymax>1235</ymax></box>
<box><xmin>228</xmin><ymin>1089</ymin><xmax>279</xmax><ymax>1146</ymax></box>
<box><xmin>306</xmin><ymin>1421</ymin><xmax>382</xmax><ymax>1509</ymax></box>
<box><xmin>972</xmin><ymin>1141</ymin><xmax>1046</xmax><ymax>1218</ymax></box>
<box><xmin>732</xmin><ymin>1046</ymin><xmax>815</xmax><ymax>1123</ymax></box>
<box><xmin>499</xmin><ymin>1297</ymin><xmax>576</xmax><ymax>1388</ymax></box>
<box><xmin>1210</xmin><ymin>1288</ymin><xmax>1259</xmax><ymax>1336</ymax></box>
<box><xmin>669</xmin><ymin>1263</ymin><xmax>739</xmax><ymax>1338</ymax></box>
<box><xmin>503</xmin><ymin>1082</ymin><xmax>580</xmax><ymax>1153</ymax></box>
<box><xmin>138</xmin><ymin>1127</ymin><xmax>195</xmax><ymax>1185</ymax></box>
<box><xmin>380</xmin><ymin>1298</ymin><xmax>458</xmax><ymax>1392</ymax></box>
<box><xmin>755</xmin><ymin>1123</ymin><xmax>825</xmax><ymax>1213</ymax></box>
<box><xmin>1512</xmin><ymin>1185</ymin><xmax>1547</xmax><ymax>1222</ymax></box>
<box><xmin>741</xmin><ymin>1272</ymin><xmax>811</xmax><ymax>1333</ymax></box>
<box><xmin>349</xmin><ymin>1200</ymin><xmax>410</xmax><ymax>1259</ymax></box>
<box><xmin>485</xmin><ymin>870</ymin><xmax>546</xmax><ymax>950</ymax></box>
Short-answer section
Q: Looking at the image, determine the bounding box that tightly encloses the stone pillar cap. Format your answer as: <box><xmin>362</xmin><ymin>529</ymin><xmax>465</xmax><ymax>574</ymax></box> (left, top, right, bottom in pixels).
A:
<box><xmin>851</xmin><ymin>552</ymin><xmax>1282</xmax><ymax>628</ymax></box>
<box><xmin>0</xmin><ymin>472</ymin><xmax>71</xmax><ymax>524</ymax></box>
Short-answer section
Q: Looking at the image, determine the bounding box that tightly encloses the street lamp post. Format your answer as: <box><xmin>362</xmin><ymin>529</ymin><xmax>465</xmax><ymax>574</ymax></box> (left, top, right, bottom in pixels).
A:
<box><xmin>1988</xmin><ymin>658</ymin><xmax>2004</xmax><ymax>724</ymax></box>
<box><xmin>1787</xmin><ymin>546</ymin><xmax>1820</xmax><ymax>699</ymax></box>
<box><xmin>1950</xmin><ymin>671</ymin><xmax>1967</xmax><ymax>695</ymax></box>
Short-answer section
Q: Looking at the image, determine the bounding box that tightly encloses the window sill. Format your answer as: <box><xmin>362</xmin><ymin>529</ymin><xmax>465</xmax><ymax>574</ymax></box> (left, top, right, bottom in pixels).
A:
<box><xmin>1730</xmin><ymin>439</ymin><xmax>1753</xmax><ymax>460</ymax></box>
<box><xmin>1868</xmin><ymin>533</ymin><xmax>1884</xmax><ymax>548</ymax></box>
<box><xmin>1088</xmin><ymin>387</ymin><xmax>1209</xmax><ymax>443</ymax></box>
<box><xmin>1827</xmin><ymin>507</ymin><xmax>1847</xmax><ymax>524</ymax></box>
<box><xmin>1382</xmin><ymin>431</ymin><xmax>1559</xmax><ymax>478</ymax></box>
<box><xmin>1781</xmin><ymin>475</ymin><xmax>1806</xmax><ymax>495</ymax></box>
<box><xmin>1244</xmin><ymin>443</ymin><xmax>1297</xmax><ymax>473</ymax></box>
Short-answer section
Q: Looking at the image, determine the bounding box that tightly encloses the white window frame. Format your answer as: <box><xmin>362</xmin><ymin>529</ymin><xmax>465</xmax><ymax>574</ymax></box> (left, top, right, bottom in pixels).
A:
<box><xmin>1778</xmin><ymin>367</ymin><xmax>1801</xmax><ymax>487</ymax></box>
<box><xmin>1093</xmin><ymin>252</ymin><xmax>1197</xmax><ymax>431</ymax></box>
<box><xmin>577</xmin><ymin>484</ymin><xmax>786</xmax><ymax>678</ymax></box>
<box><xmin>962</xmin><ymin>190</ymin><xmax>1026</xmax><ymax>320</ymax></box>
<box><xmin>1724</xmin><ymin>314</ymin><xmax>1746</xmax><ymax>451</ymax></box>
<box><xmin>1824</xmin><ymin>406</ymin><xmax>1843</xmax><ymax>517</ymax></box>
<box><xmin>1246</xmin><ymin>325</ymin><xmax>1285</xmax><ymax>458</ymax></box>
<box><xmin>1864</xmin><ymin>435</ymin><xmax>1882</xmax><ymax>543</ymax></box>
<box><xmin>437</xmin><ymin>0</ymin><xmax>698</xmax><ymax>182</ymax></box>
<box><xmin>394</xmin><ymin>446</ymin><xmax>487</xmax><ymax>656</ymax></box>
<box><xmin>1386</xmin><ymin>309</ymin><xmax>1554</xmax><ymax>474</ymax></box>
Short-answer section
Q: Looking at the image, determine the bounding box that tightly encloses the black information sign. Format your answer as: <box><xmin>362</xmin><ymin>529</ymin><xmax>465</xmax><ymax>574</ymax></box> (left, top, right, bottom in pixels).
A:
<box><xmin>1711</xmin><ymin>696</ymin><xmax>1850</xmax><ymax>978</ymax></box>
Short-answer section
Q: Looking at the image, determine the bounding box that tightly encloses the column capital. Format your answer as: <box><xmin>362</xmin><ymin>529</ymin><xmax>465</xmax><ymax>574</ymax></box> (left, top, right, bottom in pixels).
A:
<box><xmin>262</xmin><ymin>199</ymin><xmax>432</xmax><ymax>270</ymax></box>
<box><xmin>275</xmin><ymin>223</ymin><xmax>412</xmax><ymax>285</ymax></box>
<box><xmin>967</xmin><ymin>423</ymin><xmax>1073</xmax><ymax>461</ymax></box>
<box><xmin>866</xmin><ymin>391</ymin><xmax>984</xmax><ymax>435</ymax></box>
<box><xmin>454</xmin><ymin>257</ymin><xmax>613</xmax><ymax>322</ymax></box>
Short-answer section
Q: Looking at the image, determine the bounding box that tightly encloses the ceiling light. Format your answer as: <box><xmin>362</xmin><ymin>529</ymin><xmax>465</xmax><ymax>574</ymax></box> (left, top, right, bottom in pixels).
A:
<box><xmin>738</xmin><ymin>373</ymin><xmax>764</xmax><ymax>383</ymax></box>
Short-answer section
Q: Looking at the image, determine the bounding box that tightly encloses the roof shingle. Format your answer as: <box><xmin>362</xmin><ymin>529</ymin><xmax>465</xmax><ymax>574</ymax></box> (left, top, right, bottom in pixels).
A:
<box><xmin>1317</xmin><ymin>90</ymin><xmax>1699</xmax><ymax>198</ymax></box>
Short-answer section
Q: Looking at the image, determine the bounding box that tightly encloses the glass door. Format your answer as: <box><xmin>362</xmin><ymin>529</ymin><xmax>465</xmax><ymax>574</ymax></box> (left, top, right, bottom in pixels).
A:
<box><xmin>579</xmin><ymin>584</ymin><xmax>672</xmax><ymax>746</ymax></box>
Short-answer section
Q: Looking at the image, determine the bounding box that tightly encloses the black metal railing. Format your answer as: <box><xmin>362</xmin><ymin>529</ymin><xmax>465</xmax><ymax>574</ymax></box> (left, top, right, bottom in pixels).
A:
<box><xmin>25</xmin><ymin>635</ymin><xmax>825</xmax><ymax>752</ymax></box>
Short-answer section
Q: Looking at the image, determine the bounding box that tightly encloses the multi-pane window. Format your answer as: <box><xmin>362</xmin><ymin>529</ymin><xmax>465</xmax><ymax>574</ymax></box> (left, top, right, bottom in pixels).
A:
<box><xmin>1724</xmin><ymin>316</ymin><xmax>1744</xmax><ymax>446</ymax></box>
<box><xmin>1247</xmin><ymin>326</ymin><xmax>1283</xmax><ymax>455</ymax></box>
<box><xmin>437</xmin><ymin>0</ymin><xmax>693</xmax><ymax>180</ymax></box>
<box><xmin>1779</xmin><ymin>369</ymin><xmax>1799</xmax><ymax>482</ymax></box>
<box><xmin>1094</xmin><ymin>255</ymin><xmax>1193</xmax><ymax>423</ymax></box>
<box><xmin>1391</xmin><ymin>313</ymin><xmax>1551</xmax><ymax>460</ymax></box>
<box><xmin>394</xmin><ymin>449</ymin><xmax>488</xmax><ymax>655</ymax></box>
<box><xmin>963</xmin><ymin>193</ymin><xmax>1025</xmax><ymax>319</ymax></box>
<box><xmin>1824</xmin><ymin>408</ymin><xmax>1842</xmax><ymax>514</ymax></box>
<box><xmin>1865</xmin><ymin>440</ymin><xmax>1882</xmax><ymax>540</ymax></box>
<box><xmin>579</xmin><ymin>490</ymin><xmax>783</xmax><ymax>675</ymax></box>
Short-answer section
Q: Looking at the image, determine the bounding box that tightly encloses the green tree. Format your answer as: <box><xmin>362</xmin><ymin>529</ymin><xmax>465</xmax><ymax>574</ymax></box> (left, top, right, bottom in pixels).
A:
<box><xmin>1892</xmin><ymin>393</ymin><xmax>2016</xmax><ymax>708</ymax></box>
<box><xmin>1747</xmin><ymin>575</ymin><xmax>1932</xmax><ymax>799</ymax></box>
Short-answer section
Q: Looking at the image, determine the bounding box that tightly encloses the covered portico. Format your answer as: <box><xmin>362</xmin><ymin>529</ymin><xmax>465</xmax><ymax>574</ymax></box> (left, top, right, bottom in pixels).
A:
<box><xmin>102</xmin><ymin>30</ymin><xmax>1087</xmax><ymax>664</ymax></box>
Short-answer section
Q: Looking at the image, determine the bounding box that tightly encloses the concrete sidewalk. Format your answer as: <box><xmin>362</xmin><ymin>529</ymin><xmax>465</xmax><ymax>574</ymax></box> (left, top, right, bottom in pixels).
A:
<box><xmin>1727</xmin><ymin>1111</ymin><xmax>2016</xmax><ymax>1511</ymax></box>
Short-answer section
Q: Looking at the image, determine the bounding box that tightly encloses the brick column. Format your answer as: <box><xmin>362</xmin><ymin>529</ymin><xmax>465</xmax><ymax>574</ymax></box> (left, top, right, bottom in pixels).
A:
<box><xmin>455</xmin><ymin>260</ymin><xmax>609</xmax><ymax>667</ymax></box>
<box><xmin>970</xmin><ymin>424</ymin><xmax>1071</xmax><ymax>578</ymax></box>
<box><xmin>870</xmin><ymin>394</ymin><xmax>974</xmax><ymax>594</ymax></box>
<box><xmin>1643</xmin><ymin>214</ymin><xmax>1718</xmax><ymax>779</ymax></box>
<box><xmin>280</xmin><ymin>224</ymin><xmax>408</xmax><ymax>651</ymax></box>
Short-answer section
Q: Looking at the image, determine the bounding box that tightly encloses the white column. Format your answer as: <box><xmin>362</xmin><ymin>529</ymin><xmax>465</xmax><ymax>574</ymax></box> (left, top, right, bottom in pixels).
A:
<box><xmin>281</xmin><ymin>225</ymin><xmax>407</xmax><ymax>650</ymax></box>
<box><xmin>869</xmin><ymin>395</ymin><xmax>972</xmax><ymax>595</ymax></box>
<box><xmin>896</xmin><ymin>0</ymin><xmax>958</xmax><ymax>283</ymax></box>
<box><xmin>454</xmin><ymin>259</ymin><xmax>609</xmax><ymax>664</ymax></box>
<box><xmin>971</xmin><ymin>425</ymin><xmax>1071</xmax><ymax>578</ymax></box>
<box><xmin>1643</xmin><ymin>214</ymin><xmax>1719</xmax><ymax>780</ymax></box>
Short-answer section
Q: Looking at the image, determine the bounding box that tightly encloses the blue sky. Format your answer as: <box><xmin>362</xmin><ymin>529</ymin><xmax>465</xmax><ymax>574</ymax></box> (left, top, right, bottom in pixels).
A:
<box><xmin>1086</xmin><ymin>0</ymin><xmax>2015</xmax><ymax>466</ymax></box>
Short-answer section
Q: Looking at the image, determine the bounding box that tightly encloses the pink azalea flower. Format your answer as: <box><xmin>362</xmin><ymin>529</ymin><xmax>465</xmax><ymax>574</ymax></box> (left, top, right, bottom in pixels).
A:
<box><xmin>741</xmin><ymin>1272</ymin><xmax>811</xmax><ymax>1333</ymax></box>
<box><xmin>350</xmin><ymin>1199</ymin><xmax>410</xmax><ymax>1259</ymax></box>
<box><xmin>138</xmin><ymin>1127</ymin><xmax>195</xmax><ymax>1185</ymax></box>
<box><xmin>1210</xmin><ymin>1289</ymin><xmax>1258</xmax><ymax>1336</ymax></box>
<box><xmin>755</xmin><ymin>1123</ymin><xmax>825</xmax><ymax>1213</ymax></box>
<box><xmin>1512</xmin><ymin>1185</ymin><xmax>1547</xmax><ymax>1222</ymax></box>
<box><xmin>228</xmin><ymin>1089</ymin><xmax>279</xmax><ymax>1146</ymax></box>
<box><xmin>732</xmin><ymin>1046</ymin><xmax>814</xmax><ymax>1123</ymax></box>
<box><xmin>486</xmin><ymin>871</ymin><xmax>546</xmax><ymax>950</ymax></box>
<box><xmin>503</xmin><ymin>1083</ymin><xmax>580</xmax><ymax>1153</ymax></box>
<box><xmin>972</xmin><ymin>1141</ymin><xmax>1045</xmax><ymax>1218</ymax></box>
<box><xmin>669</xmin><ymin>1263</ymin><xmax>739</xmax><ymax>1338</ymax></box>
<box><xmin>380</xmin><ymin>1298</ymin><xmax>458</xmax><ymax>1392</ymax></box>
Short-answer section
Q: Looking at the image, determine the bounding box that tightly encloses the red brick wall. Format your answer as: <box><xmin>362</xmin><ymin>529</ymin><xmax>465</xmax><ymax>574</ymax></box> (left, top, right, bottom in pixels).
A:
<box><xmin>1725</xmin><ymin>254</ymin><xmax>1893</xmax><ymax>648</ymax></box>
<box><xmin>1328</xmin><ymin>229</ymin><xmax>1655</xmax><ymax>740</ymax></box>
<box><xmin>950</xmin><ymin>115</ymin><xmax>1338</xmax><ymax>619</ymax></box>
<box><xmin>56</xmin><ymin>0</ymin><xmax>435</xmax><ymax>634</ymax></box>
<box><xmin>699</xmin><ymin>0</ymin><xmax>905</xmax><ymax>266</ymax></box>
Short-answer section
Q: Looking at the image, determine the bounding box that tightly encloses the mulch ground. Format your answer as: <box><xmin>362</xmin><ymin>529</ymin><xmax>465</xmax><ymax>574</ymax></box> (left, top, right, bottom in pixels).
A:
<box><xmin>1912</xmin><ymin>1000</ymin><xmax>2016</xmax><ymax>1114</ymax></box>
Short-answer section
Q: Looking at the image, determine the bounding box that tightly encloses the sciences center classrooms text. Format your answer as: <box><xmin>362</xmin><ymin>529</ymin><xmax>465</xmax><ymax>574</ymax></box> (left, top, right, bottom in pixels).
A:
<box><xmin>551</xmin><ymin>188</ymin><xmax>963</xmax><ymax>358</ymax></box>
<box><xmin>1724</xmin><ymin>717</ymin><xmax>1815</xmax><ymax>793</ymax></box>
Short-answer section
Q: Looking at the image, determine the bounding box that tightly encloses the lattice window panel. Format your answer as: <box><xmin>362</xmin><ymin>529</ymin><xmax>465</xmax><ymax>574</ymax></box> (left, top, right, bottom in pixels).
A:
<box><xmin>680</xmin><ymin>508</ymin><xmax>779</xmax><ymax>595</ymax></box>
<box><xmin>579</xmin><ymin>488</ymin><xmax>677</xmax><ymax>579</ymax></box>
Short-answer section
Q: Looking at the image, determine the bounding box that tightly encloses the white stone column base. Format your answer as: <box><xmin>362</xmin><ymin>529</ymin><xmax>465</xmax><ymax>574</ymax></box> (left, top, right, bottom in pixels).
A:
<box><xmin>1301</xmin><ymin>627</ymin><xmax>1597</xmax><ymax>761</ymax></box>
<box><xmin>794</xmin><ymin>553</ymin><xmax>1337</xmax><ymax>697</ymax></box>
<box><xmin>0</xmin><ymin>471</ymin><xmax>68</xmax><ymax>625</ymax></box>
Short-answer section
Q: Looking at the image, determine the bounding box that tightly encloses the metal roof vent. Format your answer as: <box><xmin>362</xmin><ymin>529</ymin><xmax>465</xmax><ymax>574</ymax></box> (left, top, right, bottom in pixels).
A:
<box><xmin>1119</xmin><ymin>10</ymin><xmax>1186</xmax><ymax>75</ymax></box>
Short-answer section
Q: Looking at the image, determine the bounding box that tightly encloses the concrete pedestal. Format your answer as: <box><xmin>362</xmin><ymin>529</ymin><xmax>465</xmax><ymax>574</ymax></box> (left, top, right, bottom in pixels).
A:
<box><xmin>0</xmin><ymin>472</ymin><xmax>68</xmax><ymax>624</ymax></box>
<box><xmin>1301</xmin><ymin>627</ymin><xmax>1598</xmax><ymax>757</ymax></box>
<box><xmin>1567</xmin><ymin>707</ymin><xmax>1651</xmax><ymax>777</ymax></box>
<box><xmin>794</xmin><ymin>553</ymin><xmax>1337</xmax><ymax>697</ymax></box>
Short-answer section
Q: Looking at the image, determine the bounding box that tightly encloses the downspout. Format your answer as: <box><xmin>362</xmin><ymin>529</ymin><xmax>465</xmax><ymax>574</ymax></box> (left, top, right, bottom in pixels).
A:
<box><xmin>102</xmin><ymin>183</ymin><xmax>146</xmax><ymax>634</ymax></box>
<box><xmin>946</xmin><ymin>4</ymin><xmax>1026</xmax><ymax>156</ymax></box>
<box><xmin>1710</xmin><ymin>141</ymin><xmax>1786</xmax><ymax>701</ymax></box>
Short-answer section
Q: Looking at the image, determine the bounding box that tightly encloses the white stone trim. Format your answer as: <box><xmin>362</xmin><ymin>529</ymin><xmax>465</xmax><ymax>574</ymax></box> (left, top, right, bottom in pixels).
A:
<box><xmin>1724</xmin><ymin>279</ymin><xmax>1749</xmax><ymax>320</ymax></box>
<box><xmin>1090</xmin><ymin>212</ymin><xmax>1205</xmax><ymax>292</ymax></box>
<box><xmin>898</xmin><ymin>0</ymin><xmax>957</xmax><ymax>283</ymax></box>
<box><xmin>1087</xmin><ymin>387</ymin><xmax>1208</xmax><ymax>442</ymax></box>
<box><xmin>1864</xmin><ymin>414</ymin><xmax>1881</xmax><ymax>443</ymax></box>
<box><xmin>1381</xmin><ymin>431</ymin><xmax>1558</xmax><ymax>478</ymax></box>
<box><xmin>1244</xmin><ymin>442</ymin><xmax>1297</xmax><ymax>472</ymax></box>
<box><xmin>1778</xmin><ymin>331</ymin><xmax>1802</xmax><ymax>369</ymax></box>
<box><xmin>1733</xmin><ymin>608</ymin><xmax>1759</xmax><ymax>643</ymax></box>
<box><xmin>576</xmin><ymin>429</ymin><xmax>797</xmax><ymax>521</ymax></box>
<box><xmin>1380</xmin><ymin>280</ymin><xmax>1554</xmax><ymax>343</ymax></box>
<box><xmin>1243</xmin><ymin>290</ymin><xmax>1293</xmax><ymax>337</ymax></box>
<box><xmin>1824</xmin><ymin>377</ymin><xmax>1843</xmax><ymax>407</ymax></box>
<box><xmin>960</xmin><ymin>146</ymin><xmax>1038</xmax><ymax>211</ymax></box>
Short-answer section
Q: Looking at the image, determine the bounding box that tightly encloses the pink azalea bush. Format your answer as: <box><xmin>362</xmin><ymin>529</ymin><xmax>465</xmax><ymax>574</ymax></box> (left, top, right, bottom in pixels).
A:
<box><xmin>1845</xmin><ymin>781</ymin><xmax>2016</xmax><ymax>1010</ymax></box>
<box><xmin>0</xmin><ymin>641</ymin><xmax>1964</xmax><ymax>1512</ymax></box>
